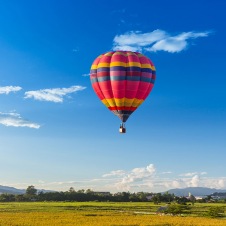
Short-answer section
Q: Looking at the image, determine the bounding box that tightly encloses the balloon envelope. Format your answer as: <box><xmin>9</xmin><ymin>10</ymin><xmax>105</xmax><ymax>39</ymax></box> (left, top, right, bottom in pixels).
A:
<box><xmin>90</xmin><ymin>51</ymin><xmax>156</xmax><ymax>122</ymax></box>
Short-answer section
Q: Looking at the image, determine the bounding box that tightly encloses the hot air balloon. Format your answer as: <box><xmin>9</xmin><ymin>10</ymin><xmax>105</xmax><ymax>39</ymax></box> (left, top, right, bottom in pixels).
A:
<box><xmin>90</xmin><ymin>51</ymin><xmax>156</xmax><ymax>133</ymax></box>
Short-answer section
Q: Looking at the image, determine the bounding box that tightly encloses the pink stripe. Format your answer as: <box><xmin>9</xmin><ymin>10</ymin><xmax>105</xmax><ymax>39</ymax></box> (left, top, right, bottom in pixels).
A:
<box><xmin>127</xmin><ymin>54</ymin><xmax>140</xmax><ymax>63</ymax></box>
<box><xmin>111</xmin><ymin>53</ymin><xmax>128</xmax><ymax>63</ymax></box>
<box><xmin>92</xmin><ymin>83</ymin><xmax>105</xmax><ymax>100</ymax></box>
<box><xmin>135</xmin><ymin>83</ymin><xmax>154</xmax><ymax>99</ymax></box>
<box><xmin>125</xmin><ymin>90</ymin><xmax>138</xmax><ymax>99</ymax></box>
<box><xmin>97</xmin><ymin>81</ymin><xmax>114</xmax><ymax>99</ymax></box>
<box><xmin>110</xmin><ymin>71</ymin><xmax>126</xmax><ymax>76</ymax></box>
<box><xmin>99</xmin><ymin>55</ymin><xmax>111</xmax><ymax>63</ymax></box>
<box><xmin>111</xmin><ymin>81</ymin><xmax>126</xmax><ymax>90</ymax></box>
<box><xmin>111</xmin><ymin>90</ymin><xmax>125</xmax><ymax>99</ymax></box>
<box><xmin>96</xmin><ymin>71</ymin><xmax>110</xmax><ymax>77</ymax></box>
<box><xmin>141</xmin><ymin>72</ymin><xmax>153</xmax><ymax>78</ymax></box>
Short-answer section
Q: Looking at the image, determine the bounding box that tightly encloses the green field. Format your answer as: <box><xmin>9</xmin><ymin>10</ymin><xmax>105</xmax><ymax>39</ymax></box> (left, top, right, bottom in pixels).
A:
<box><xmin>0</xmin><ymin>202</ymin><xmax>225</xmax><ymax>225</ymax></box>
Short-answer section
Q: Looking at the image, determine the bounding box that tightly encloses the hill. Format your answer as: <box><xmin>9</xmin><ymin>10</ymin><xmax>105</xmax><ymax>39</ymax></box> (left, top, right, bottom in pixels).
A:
<box><xmin>0</xmin><ymin>185</ymin><xmax>53</xmax><ymax>195</ymax></box>
<box><xmin>0</xmin><ymin>185</ymin><xmax>25</xmax><ymax>194</ymax></box>
<box><xmin>166</xmin><ymin>187</ymin><xmax>226</xmax><ymax>197</ymax></box>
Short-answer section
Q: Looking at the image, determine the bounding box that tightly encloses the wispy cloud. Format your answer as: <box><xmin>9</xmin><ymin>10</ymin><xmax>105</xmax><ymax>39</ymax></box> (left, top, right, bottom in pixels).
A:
<box><xmin>102</xmin><ymin>170</ymin><xmax>126</xmax><ymax>178</ymax></box>
<box><xmin>82</xmin><ymin>73</ymin><xmax>90</xmax><ymax>77</ymax></box>
<box><xmin>180</xmin><ymin>172</ymin><xmax>207</xmax><ymax>177</ymax></box>
<box><xmin>24</xmin><ymin>85</ymin><xmax>86</xmax><ymax>103</ymax></box>
<box><xmin>72</xmin><ymin>48</ymin><xmax>79</xmax><ymax>52</ymax></box>
<box><xmin>113</xmin><ymin>29</ymin><xmax>211</xmax><ymax>53</ymax></box>
<box><xmin>0</xmin><ymin>86</ymin><xmax>22</xmax><ymax>94</ymax></box>
<box><xmin>0</xmin><ymin>112</ymin><xmax>41</xmax><ymax>129</ymax></box>
<box><xmin>161</xmin><ymin>171</ymin><xmax>173</xmax><ymax>174</ymax></box>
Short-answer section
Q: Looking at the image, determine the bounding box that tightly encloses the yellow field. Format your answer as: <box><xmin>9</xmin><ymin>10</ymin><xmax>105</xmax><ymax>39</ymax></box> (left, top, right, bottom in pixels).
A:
<box><xmin>0</xmin><ymin>202</ymin><xmax>225</xmax><ymax>226</ymax></box>
<box><xmin>1</xmin><ymin>211</ymin><xmax>226</xmax><ymax>226</ymax></box>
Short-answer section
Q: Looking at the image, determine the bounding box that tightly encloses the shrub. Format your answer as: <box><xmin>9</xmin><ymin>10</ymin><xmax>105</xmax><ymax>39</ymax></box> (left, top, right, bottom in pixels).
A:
<box><xmin>206</xmin><ymin>206</ymin><xmax>225</xmax><ymax>218</ymax></box>
<box><xmin>163</xmin><ymin>204</ymin><xmax>190</xmax><ymax>215</ymax></box>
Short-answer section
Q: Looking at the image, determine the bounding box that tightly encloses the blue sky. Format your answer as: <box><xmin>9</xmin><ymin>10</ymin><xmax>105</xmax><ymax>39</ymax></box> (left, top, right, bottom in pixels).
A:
<box><xmin>0</xmin><ymin>0</ymin><xmax>226</xmax><ymax>193</ymax></box>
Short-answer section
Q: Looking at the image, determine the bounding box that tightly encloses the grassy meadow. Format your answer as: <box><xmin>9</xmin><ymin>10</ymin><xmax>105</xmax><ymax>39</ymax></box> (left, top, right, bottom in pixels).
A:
<box><xmin>0</xmin><ymin>202</ymin><xmax>225</xmax><ymax>226</ymax></box>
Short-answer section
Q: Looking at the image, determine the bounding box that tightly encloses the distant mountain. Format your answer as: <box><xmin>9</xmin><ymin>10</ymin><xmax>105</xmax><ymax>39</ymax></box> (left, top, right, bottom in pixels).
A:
<box><xmin>166</xmin><ymin>187</ymin><xmax>226</xmax><ymax>197</ymax></box>
<box><xmin>0</xmin><ymin>185</ymin><xmax>53</xmax><ymax>195</ymax></box>
<box><xmin>0</xmin><ymin>185</ymin><xmax>25</xmax><ymax>194</ymax></box>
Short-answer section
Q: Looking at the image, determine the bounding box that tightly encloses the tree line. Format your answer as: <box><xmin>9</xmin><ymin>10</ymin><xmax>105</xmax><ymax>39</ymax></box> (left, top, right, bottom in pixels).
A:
<box><xmin>0</xmin><ymin>185</ymin><xmax>225</xmax><ymax>203</ymax></box>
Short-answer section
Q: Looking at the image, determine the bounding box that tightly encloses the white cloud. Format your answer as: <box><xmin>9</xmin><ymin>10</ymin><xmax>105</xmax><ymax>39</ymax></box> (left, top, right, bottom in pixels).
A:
<box><xmin>181</xmin><ymin>172</ymin><xmax>198</xmax><ymax>177</ymax></box>
<box><xmin>180</xmin><ymin>171</ymin><xmax>208</xmax><ymax>177</ymax></box>
<box><xmin>162</xmin><ymin>180</ymin><xmax>182</xmax><ymax>189</ymax></box>
<box><xmin>161</xmin><ymin>171</ymin><xmax>173</xmax><ymax>174</ymax></box>
<box><xmin>113</xmin><ymin>164</ymin><xmax>156</xmax><ymax>191</ymax></box>
<box><xmin>162</xmin><ymin>175</ymin><xmax>226</xmax><ymax>191</ymax></box>
<box><xmin>82</xmin><ymin>73</ymin><xmax>90</xmax><ymax>77</ymax></box>
<box><xmin>200</xmin><ymin>172</ymin><xmax>207</xmax><ymax>175</ymax></box>
<box><xmin>113</xmin><ymin>45</ymin><xmax>142</xmax><ymax>52</ymax></box>
<box><xmin>0</xmin><ymin>112</ymin><xmax>40</xmax><ymax>129</ymax></box>
<box><xmin>148</xmin><ymin>31</ymin><xmax>209</xmax><ymax>53</ymax></box>
<box><xmin>113</xmin><ymin>29</ymin><xmax>210</xmax><ymax>53</ymax></box>
<box><xmin>189</xmin><ymin>175</ymin><xmax>200</xmax><ymax>187</ymax></box>
<box><xmin>100</xmin><ymin>165</ymin><xmax>226</xmax><ymax>192</ymax></box>
<box><xmin>102</xmin><ymin>170</ymin><xmax>126</xmax><ymax>177</ymax></box>
<box><xmin>49</xmin><ymin>181</ymin><xmax>76</xmax><ymax>185</ymax></box>
<box><xmin>217</xmin><ymin>179</ymin><xmax>225</xmax><ymax>188</ymax></box>
<box><xmin>24</xmin><ymin>85</ymin><xmax>86</xmax><ymax>103</ymax></box>
<box><xmin>0</xmin><ymin>86</ymin><xmax>22</xmax><ymax>94</ymax></box>
<box><xmin>114</xmin><ymin>30</ymin><xmax>167</xmax><ymax>48</ymax></box>
<box><xmin>38</xmin><ymin>180</ymin><xmax>45</xmax><ymax>184</ymax></box>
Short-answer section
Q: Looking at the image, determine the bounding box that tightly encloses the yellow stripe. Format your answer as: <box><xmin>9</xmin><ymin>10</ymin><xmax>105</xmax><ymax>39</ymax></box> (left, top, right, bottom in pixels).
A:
<box><xmin>91</xmin><ymin>64</ymin><xmax>98</xmax><ymax>70</ymax></box>
<box><xmin>102</xmin><ymin>98</ymin><xmax>144</xmax><ymax>108</ymax></box>
<box><xmin>97</xmin><ymin>62</ymin><xmax>110</xmax><ymax>68</ymax></box>
<box><xmin>128</xmin><ymin>62</ymin><xmax>141</xmax><ymax>67</ymax></box>
<box><xmin>96</xmin><ymin>62</ymin><xmax>143</xmax><ymax>68</ymax></box>
<box><xmin>141</xmin><ymin>64</ymin><xmax>156</xmax><ymax>71</ymax></box>
<box><xmin>110</xmin><ymin>62</ymin><xmax>142</xmax><ymax>67</ymax></box>
<box><xmin>132</xmin><ymin>99</ymin><xmax>143</xmax><ymax>107</ymax></box>
<box><xmin>94</xmin><ymin>62</ymin><xmax>155</xmax><ymax>70</ymax></box>
<box><xmin>141</xmin><ymin>64</ymin><xmax>152</xmax><ymax>69</ymax></box>
<box><xmin>110</xmin><ymin>62</ymin><xmax>126</xmax><ymax>67</ymax></box>
<box><xmin>104</xmin><ymin>98</ymin><xmax>115</xmax><ymax>107</ymax></box>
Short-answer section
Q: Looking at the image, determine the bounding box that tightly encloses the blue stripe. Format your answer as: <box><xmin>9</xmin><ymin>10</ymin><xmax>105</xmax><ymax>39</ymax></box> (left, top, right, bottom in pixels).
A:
<box><xmin>91</xmin><ymin>77</ymin><xmax>99</xmax><ymax>83</ymax></box>
<box><xmin>97</xmin><ymin>67</ymin><xmax>111</xmax><ymax>72</ymax></box>
<box><xmin>117</xmin><ymin>110</ymin><xmax>134</xmax><ymax>114</ymax></box>
<box><xmin>91</xmin><ymin>75</ymin><xmax>155</xmax><ymax>84</ymax></box>
<box><xmin>141</xmin><ymin>68</ymin><xmax>153</xmax><ymax>73</ymax></box>
<box><xmin>110</xmin><ymin>66</ymin><xmax>139</xmax><ymax>72</ymax></box>
<box><xmin>90</xmin><ymin>69</ymin><xmax>97</xmax><ymax>74</ymax></box>
<box><xmin>111</xmin><ymin>76</ymin><xmax>126</xmax><ymax>81</ymax></box>
<box><xmin>95</xmin><ymin>66</ymin><xmax>154</xmax><ymax>73</ymax></box>
<box><xmin>140</xmin><ymin>77</ymin><xmax>155</xmax><ymax>83</ymax></box>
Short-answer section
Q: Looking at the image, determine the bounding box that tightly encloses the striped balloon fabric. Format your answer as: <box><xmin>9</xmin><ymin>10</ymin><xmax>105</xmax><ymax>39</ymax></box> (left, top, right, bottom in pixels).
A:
<box><xmin>90</xmin><ymin>51</ymin><xmax>156</xmax><ymax>123</ymax></box>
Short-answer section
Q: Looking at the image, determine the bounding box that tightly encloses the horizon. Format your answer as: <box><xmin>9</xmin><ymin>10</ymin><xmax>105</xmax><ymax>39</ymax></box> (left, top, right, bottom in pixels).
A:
<box><xmin>1</xmin><ymin>0</ymin><xmax>226</xmax><ymax>193</ymax></box>
<box><xmin>1</xmin><ymin>185</ymin><xmax>226</xmax><ymax>195</ymax></box>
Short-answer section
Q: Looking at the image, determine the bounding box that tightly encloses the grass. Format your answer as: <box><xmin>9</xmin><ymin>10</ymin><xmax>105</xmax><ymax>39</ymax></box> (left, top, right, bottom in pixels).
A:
<box><xmin>0</xmin><ymin>202</ymin><xmax>225</xmax><ymax>225</ymax></box>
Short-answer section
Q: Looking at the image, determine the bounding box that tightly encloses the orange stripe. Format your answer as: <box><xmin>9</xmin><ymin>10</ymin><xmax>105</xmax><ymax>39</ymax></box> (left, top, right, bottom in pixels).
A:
<box><xmin>108</xmin><ymin>106</ymin><xmax>137</xmax><ymax>111</ymax></box>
